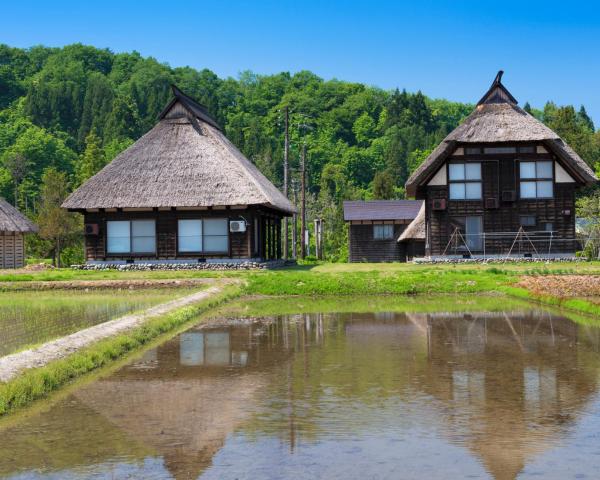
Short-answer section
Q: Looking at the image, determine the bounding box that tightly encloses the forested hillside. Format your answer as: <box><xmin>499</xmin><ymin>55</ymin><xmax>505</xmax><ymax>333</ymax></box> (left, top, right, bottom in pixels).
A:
<box><xmin>1</xmin><ymin>43</ymin><xmax>599</xmax><ymax>262</ymax></box>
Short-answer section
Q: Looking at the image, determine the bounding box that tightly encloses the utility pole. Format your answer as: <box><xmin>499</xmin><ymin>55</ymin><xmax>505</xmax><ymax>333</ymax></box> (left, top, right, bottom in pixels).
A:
<box><xmin>292</xmin><ymin>179</ymin><xmax>298</xmax><ymax>259</ymax></box>
<box><xmin>282</xmin><ymin>106</ymin><xmax>289</xmax><ymax>259</ymax></box>
<box><xmin>300</xmin><ymin>143</ymin><xmax>307</xmax><ymax>259</ymax></box>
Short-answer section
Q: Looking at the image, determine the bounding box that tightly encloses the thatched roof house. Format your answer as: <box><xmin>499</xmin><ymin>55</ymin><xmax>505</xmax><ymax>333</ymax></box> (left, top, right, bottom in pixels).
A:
<box><xmin>406</xmin><ymin>72</ymin><xmax>597</xmax><ymax>197</ymax></box>
<box><xmin>404</xmin><ymin>71</ymin><xmax>598</xmax><ymax>258</ymax></box>
<box><xmin>63</xmin><ymin>86</ymin><xmax>294</xmax><ymax>264</ymax></box>
<box><xmin>0</xmin><ymin>198</ymin><xmax>37</xmax><ymax>268</ymax></box>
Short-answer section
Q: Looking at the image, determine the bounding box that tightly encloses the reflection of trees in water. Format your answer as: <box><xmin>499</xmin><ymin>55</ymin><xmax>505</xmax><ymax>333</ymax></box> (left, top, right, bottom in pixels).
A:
<box><xmin>242</xmin><ymin>311</ymin><xmax>600</xmax><ymax>480</ymax></box>
<box><xmin>2</xmin><ymin>310</ymin><xmax>600</xmax><ymax>480</ymax></box>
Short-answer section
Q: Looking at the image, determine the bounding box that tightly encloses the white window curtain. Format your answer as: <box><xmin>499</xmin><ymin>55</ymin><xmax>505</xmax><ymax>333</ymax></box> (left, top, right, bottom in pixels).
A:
<box><xmin>178</xmin><ymin>220</ymin><xmax>203</xmax><ymax>252</ymax></box>
<box><xmin>131</xmin><ymin>220</ymin><xmax>156</xmax><ymax>253</ymax></box>
<box><xmin>203</xmin><ymin>219</ymin><xmax>228</xmax><ymax>252</ymax></box>
<box><xmin>178</xmin><ymin>218</ymin><xmax>228</xmax><ymax>253</ymax></box>
<box><xmin>107</xmin><ymin>221</ymin><xmax>130</xmax><ymax>253</ymax></box>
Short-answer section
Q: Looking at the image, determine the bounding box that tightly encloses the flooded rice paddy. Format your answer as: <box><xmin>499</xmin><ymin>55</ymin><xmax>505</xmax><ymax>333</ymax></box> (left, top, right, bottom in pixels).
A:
<box><xmin>2</xmin><ymin>296</ymin><xmax>600</xmax><ymax>479</ymax></box>
<box><xmin>0</xmin><ymin>288</ymin><xmax>195</xmax><ymax>356</ymax></box>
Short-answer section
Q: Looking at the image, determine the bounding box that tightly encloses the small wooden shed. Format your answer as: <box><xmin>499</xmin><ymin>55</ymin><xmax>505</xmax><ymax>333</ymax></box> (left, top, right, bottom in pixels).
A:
<box><xmin>0</xmin><ymin>198</ymin><xmax>38</xmax><ymax>268</ymax></box>
<box><xmin>343</xmin><ymin>200</ymin><xmax>424</xmax><ymax>262</ymax></box>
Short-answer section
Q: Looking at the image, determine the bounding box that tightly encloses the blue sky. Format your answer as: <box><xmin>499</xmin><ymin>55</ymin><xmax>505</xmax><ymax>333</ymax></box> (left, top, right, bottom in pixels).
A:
<box><xmin>3</xmin><ymin>0</ymin><xmax>600</xmax><ymax>123</ymax></box>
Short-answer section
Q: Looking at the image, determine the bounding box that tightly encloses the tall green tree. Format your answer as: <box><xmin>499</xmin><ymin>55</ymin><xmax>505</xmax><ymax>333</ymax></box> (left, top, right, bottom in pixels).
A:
<box><xmin>36</xmin><ymin>168</ymin><xmax>80</xmax><ymax>267</ymax></box>
<box><xmin>76</xmin><ymin>131</ymin><xmax>105</xmax><ymax>185</ymax></box>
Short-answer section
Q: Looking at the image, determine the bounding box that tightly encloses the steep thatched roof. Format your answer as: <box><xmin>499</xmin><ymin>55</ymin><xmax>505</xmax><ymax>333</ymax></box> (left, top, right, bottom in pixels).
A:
<box><xmin>406</xmin><ymin>72</ymin><xmax>598</xmax><ymax>196</ymax></box>
<box><xmin>0</xmin><ymin>198</ymin><xmax>37</xmax><ymax>233</ymax></box>
<box><xmin>398</xmin><ymin>202</ymin><xmax>425</xmax><ymax>242</ymax></box>
<box><xmin>63</xmin><ymin>86</ymin><xmax>295</xmax><ymax>214</ymax></box>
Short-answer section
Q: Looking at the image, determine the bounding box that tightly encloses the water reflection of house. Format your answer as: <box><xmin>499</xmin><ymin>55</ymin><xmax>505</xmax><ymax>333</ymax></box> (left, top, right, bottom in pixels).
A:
<box><xmin>419</xmin><ymin>311</ymin><xmax>600</xmax><ymax>480</ymax></box>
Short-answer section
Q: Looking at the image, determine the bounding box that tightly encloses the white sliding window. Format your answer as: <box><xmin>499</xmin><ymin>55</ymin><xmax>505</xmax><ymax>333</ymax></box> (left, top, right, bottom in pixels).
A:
<box><xmin>106</xmin><ymin>220</ymin><xmax>156</xmax><ymax>254</ymax></box>
<box><xmin>131</xmin><ymin>220</ymin><xmax>156</xmax><ymax>253</ymax></box>
<box><xmin>107</xmin><ymin>221</ymin><xmax>130</xmax><ymax>253</ymax></box>
<box><xmin>204</xmin><ymin>219</ymin><xmax>228</xmax><ymax>252</ymax></box>
<box><xmin>177</xmin><ymin>218</ymin><xmax>228</xmax><ymax>253</ymax></box>
<box><xmin>178</xmin><ymin>220</ymin><xmax>203</xmax><ymax>252</ymax></box>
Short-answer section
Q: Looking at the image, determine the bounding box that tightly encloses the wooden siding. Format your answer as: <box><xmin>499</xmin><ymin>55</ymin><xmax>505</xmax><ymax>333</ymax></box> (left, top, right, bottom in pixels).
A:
<box><xmin>0</xmin><ymin>233</ymin><xmax>25</xmax><ymax>268</ymax></box>
<box><xmin>348</xmin><ymin>224</ymin><xmax>407</xmax><ymax>262</ymax></box>
<box><xmin>82</xmin><ymin>206</ymin><xmax>284</xmax><ymax>262</ymax></box>
<box><xmin>419</xmin><ymin>146</ymin><xmax>579</xmax><ymax>255</ymax></box>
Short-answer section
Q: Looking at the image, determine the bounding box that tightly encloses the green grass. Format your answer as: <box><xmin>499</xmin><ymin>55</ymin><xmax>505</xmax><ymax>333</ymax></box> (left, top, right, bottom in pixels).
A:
<box><xmin>1</xmin><ymin>260</ymin><xmax>599</xmax><ymax>416</ymax></box>
<box><xmin>0</xmin><ymin>283</ymin><xmax>241</xmax><ymax>416</ymax></box>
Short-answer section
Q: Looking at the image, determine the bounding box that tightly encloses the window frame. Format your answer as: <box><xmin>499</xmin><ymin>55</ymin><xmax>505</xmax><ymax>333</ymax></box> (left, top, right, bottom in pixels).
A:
<box><xmin>106</xmin><ymin>219</ymin><xmax>157</xmax><ymax>255</ymax></box>
<box><xmin>447</xmin><ymin>162</ymin><xmax>483</xmax><ymax>201</ymax></box>
<box><xmin>519</xmin><ymin>160</ymin><xmax>554</xmax><ymax>199</ymax></box>
<box><xmin>176</xmin><ymin>218</ymin><xmax>230</xmax><ymax>255</ymax></box>
<box><xmin>373</xmin><ymin>223</ymin><xmax>395</xmax><ymax>241</ymax></box>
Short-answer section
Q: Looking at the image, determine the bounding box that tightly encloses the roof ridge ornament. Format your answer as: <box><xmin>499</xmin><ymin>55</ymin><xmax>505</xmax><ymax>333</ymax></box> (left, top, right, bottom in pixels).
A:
<box><xmin>477</xmin><ymin>70</ymin><xmax>518</xmax><ymax>106</ymax></box>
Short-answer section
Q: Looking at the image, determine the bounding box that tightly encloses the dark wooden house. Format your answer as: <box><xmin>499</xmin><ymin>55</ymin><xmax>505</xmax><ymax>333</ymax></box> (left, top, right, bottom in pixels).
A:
<box><xmin>63</xmin><ymin>86</ymin><xmax>295</xmax><ymax>264</ymax></box>
<box><xmin>405</xmin><ymin>72</ymin><xmax>598</xmax><ymax>258</ymax></box>
<box><xmin>343</xmin><ymin>200</ymin><xmax>424</xmax><ymax>262</ymax></box>
<box><xmin>0</xmin><ymin>198</ymin><xmax>38</xmax><ymax>268</ymax></box>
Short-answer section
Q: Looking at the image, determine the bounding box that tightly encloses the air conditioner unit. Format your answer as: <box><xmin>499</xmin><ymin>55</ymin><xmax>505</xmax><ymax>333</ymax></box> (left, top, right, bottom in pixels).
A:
<box><xmin>501</xmin><ymin>190</ymin><xmax>517</xmax><ymax>202</ymax></box>
<box><xmin>229</xmin><ymin>220</ymin><xmax>247</xmax><ymax>233</ymax></box>
<box><xmin>84</xmin><ymin>223</ymin><xmax>99</xmax><ymax>235</ymax></box>
<box><xmin>485</xmin><ymin>197</ymin><xmax>499</xmax><ymax>209</ymax></box>
<box><xmin>562</xmin><ymin>209</ymin><xmax>572</xmax><ymax>216</ymax></box>
<box><xmin>432</xmin><ymin>199</ymin><xmax>446</xmax><ymax>211</ymax></box>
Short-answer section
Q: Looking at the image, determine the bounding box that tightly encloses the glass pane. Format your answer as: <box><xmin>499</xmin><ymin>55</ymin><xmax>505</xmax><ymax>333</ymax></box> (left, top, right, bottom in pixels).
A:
<box><xmin>131</xmin><ymin>220</ymin><xmax>155</xmax><ymax>236</ymax></box>
<box><xmin>537</xmin><ymin>181</ymin><xmax>553</xmax><ymax>198</ymax></box>
<box><xmin>465</xmin><ymin>182</ymin><xmax>482</xmax><ymax>199</ymax></box>
<box><xmin>465</xmin><ymin>163</ymin><xmax>481</xmax><ymax>180</ymax></box>
<box><xmin>520</xmin><ymin>181</ymin><xmax>537</xmax><ymax>198</ymax></box>
<box><xmin>373</xmin><ymin>225</ymin><xmax>382</xmax><ymax>239</ymax></box>
<box><xmin>465</xmin><ymin>147</ymin><xmax>481</xmax><ymax>155</ymax></box>
<box><xmin>107</xmin><ymin>221</ymin><xmax>130</xmax><ymax>253</ymax></box>
<box><xmin>449</xmin><ymin>183</ymin><xmax>465</xmax><ymax>199</ymax></box>
<box><xmin>132</xmin><ymin>236</ymin><xmax>156</xmax><ymax>253</ymax></box>
<box><xmin>519</xmin><ymin>146</ymin><xmax>535</xmax><ymax>153</ymax></box>
<box><xmin>483</xmin><ymin>146</ymin><xmax>516</xmax><ymax>154</ymax></box>
<box><xmin>448</xmin><ymin>164</ymin><xmax>465</xmax><ymax>181</ymax></box>
<box><xmin>178</xmin><ymin>220</ymin><xmax>202</xmax><ymax>252</ymax></box>
<box><xmin>204</xmin><ymin>235</ymin><xmax>228</xmax><ymax>252</ymax></box>
<box><xmin>537</xmin><ymin>161</ymin><xmax>553</xmax><ymax>179</ymax></box>
<box><xmin>204</xmin><ymin>218</ymin><xmax>228</xmax><ymax>235</ymax></box>
<box><xmin>520</xmin><ymin>162</ymin><xmax>536</xmax><ymax>179</ymax></box>
<box><xmin>131</xmin><ymin>220</ymin><xmax>155</xmax><ymax>253</ymax></box>
<box><xmin>385</xmin><ymin>225</ymin><xmax>394</xmax><ymax>239</ymax></box>
<box><xmin>465</xmin><ymin>217</ymin><xmax>483</xmax><ymax>251</ymax></box>
<box><xmin>520</xmin><ymin>215</ymin><xmax>536</xmax><ymax>227</ymax></box>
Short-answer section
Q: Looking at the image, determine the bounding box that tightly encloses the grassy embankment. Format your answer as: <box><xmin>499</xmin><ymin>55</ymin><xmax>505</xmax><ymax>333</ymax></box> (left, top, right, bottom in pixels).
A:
<box><xmin>0</xmin><ymin>282</ymin><xmax>240</xmax><ymax>416</ymax></box>
<box><xmin>1</xmin><ymin>261</ymin><xmax>599</xmax><ymax>416</ymax></box>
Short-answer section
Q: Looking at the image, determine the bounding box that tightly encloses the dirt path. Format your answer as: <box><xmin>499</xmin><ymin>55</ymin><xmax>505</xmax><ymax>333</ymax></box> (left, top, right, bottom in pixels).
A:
<box><xmin>0</xmin><ymin>283</ymin><xmax>227</xmax><ymax>383</ymax></box>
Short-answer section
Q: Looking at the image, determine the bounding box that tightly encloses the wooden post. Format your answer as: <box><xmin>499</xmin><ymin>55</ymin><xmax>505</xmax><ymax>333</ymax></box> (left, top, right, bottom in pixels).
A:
<box><xmin>300</xmin><ymin>143</ymin><xmax>306</xmax><ymax>259</ymax></box>
<box><xmin>283</xmin><ymin>106</ymin><xmax>289</xmax><ymax>259</ymax></box>
<box><xmin>292</xmin><ymin>183</ymin><xmax>298</xmax><ymax>259</ymax></box>
<box><xmin>276</xmin><ymin>218</ymin><xmax>282</xmax><ymax>259</ymax></box>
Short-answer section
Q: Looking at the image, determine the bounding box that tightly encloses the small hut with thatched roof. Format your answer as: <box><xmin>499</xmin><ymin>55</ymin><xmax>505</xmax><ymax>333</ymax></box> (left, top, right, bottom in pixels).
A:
<box><xmin>63</xmin><ymin>86</ymin><xmax>295</xmax><ymax>264</ymax></box>
<box><xmin>0</xmin><ymin>198</ymin><xmax>37</xmax><ymax>268</ymax></box>
<box><xmin>405</xmin><ymin>71</ymin><xmax>598</xmax><ymax>258</ymax></box>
